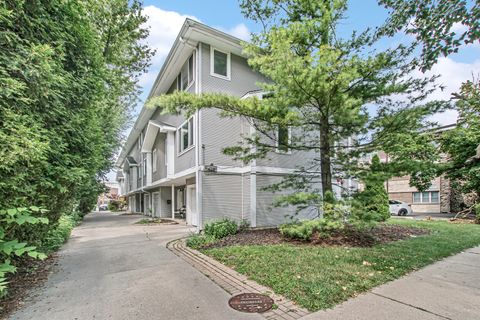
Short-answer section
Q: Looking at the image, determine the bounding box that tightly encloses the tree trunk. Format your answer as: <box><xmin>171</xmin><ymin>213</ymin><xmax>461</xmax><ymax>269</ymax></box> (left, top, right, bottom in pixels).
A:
<box><xmin>320</xmin><ymin>120</ymin><xmax>333</xmax><ymax>197</ymax></box>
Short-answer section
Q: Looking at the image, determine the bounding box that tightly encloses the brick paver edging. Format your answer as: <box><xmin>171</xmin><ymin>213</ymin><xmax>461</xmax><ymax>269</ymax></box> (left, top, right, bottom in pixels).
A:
<box><xmin>167</xmin><ymin>239</ymin><xmax>311</xmax><ymax>320</ymax></box>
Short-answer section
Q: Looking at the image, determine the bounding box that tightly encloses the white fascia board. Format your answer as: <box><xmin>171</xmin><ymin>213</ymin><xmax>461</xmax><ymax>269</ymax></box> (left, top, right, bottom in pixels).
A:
<box><xmin>141</xmin><ymin>121</ymin><xmax>176</xmax><ymax>153</ymax></box>
<box><xmin>115</xmin><ymin>19</ymin><xmax>248</xmax><ymax>169</ymax></box>
<box><xmin>144</xmin><ymin>167</ymin><xmax>197</xmax><ymax>189</ymax></box>
<box><xmin>255</xmin><ymin>166</ymin><xmax>297</xmax><ymax>174</ymax></box>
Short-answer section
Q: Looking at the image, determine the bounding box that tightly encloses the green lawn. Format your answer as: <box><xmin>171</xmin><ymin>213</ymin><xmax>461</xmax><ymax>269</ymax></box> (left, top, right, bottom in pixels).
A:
<box><xmin>202</xmin><ymin>220</ymin><xmax>480</xmax><ymax>311</ymax></box>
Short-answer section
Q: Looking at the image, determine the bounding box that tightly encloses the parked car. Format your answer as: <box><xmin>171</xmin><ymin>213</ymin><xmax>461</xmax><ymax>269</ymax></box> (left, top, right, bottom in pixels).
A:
<box><xmin>389</xmin><ymin>200</ymin><xmax>412</xmax><ymax>216</ymax></box>
<box><xmin>98</xmin><ymin>204</ymin><xmax>108</xmax><ymax>211</ymax></box>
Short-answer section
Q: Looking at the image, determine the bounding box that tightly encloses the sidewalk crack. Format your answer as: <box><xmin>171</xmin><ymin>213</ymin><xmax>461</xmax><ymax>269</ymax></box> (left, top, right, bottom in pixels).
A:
<box><xmin>371</xmin><ymin>293</ymin><xmax>453</xmax><ymax>320</ymax></box>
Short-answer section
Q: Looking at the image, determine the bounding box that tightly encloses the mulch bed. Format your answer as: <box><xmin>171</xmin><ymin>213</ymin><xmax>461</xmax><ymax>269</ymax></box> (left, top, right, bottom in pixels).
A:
<box><xmin>134</xmin><ymin>218</ymin><xmax>179</xmax><ymax>225</ymax></box>
<box><xmin>0</xmin><ymin>254</ymin><xmax>58</xmax><ymax>319</ymax></box>
<box><xmin>202</xmin><ymin>224</ymin><xmax>430</xmax><ymax>249</ymax></box>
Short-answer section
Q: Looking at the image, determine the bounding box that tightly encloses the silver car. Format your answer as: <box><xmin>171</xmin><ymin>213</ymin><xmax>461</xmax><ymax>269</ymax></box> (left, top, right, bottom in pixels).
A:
<box><xmin>389</xmin><ymin>200</ymin><xmax>413</xmax><ymax>216</ymax></box>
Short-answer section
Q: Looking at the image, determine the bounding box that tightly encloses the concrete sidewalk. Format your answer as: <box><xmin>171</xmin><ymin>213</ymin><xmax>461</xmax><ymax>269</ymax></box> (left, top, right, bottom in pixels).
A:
<box><xmin>303</xmin><ymin>246</ymin><xmax>480</xmax><ymax>320</ymax></box>
<box><xmin>10</xmin><ymin>212</ymin><xmax>262</xmax><ymax>320</ymax></box>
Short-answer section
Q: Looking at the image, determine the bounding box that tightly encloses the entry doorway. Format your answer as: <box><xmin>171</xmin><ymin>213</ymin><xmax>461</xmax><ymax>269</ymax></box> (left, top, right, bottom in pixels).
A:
<box><xmin>186</xmin><ymin>185</ymin><xmax>197</xmax><ymax>226</ymax></box>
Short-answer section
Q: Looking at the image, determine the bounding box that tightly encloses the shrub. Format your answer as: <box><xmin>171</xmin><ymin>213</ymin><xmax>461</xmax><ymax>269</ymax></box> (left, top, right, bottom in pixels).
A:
<box><xmin>354</xmin><ymin>155</ymin><xmax>390</xmax><ymax>223</ymax></box>
<box><xmin>203</xmin><ymin>218</ymin><xmax>238</xmax><ymax>239</ymax></box>
<box><xmin>108</xmin><ymin>200</ymin><xmax>123</xmax><ymax>211</ymax></box>
<box><xmin>40</xmin><ymin>213</ymin><xmax>81</xmax><ymax>253</ymax></box>
<box><xmin>186</xmin><ymin>234</ymin><xmax>215</xmax><ymax>250</ymax></box>
<box><xmin>0</xmin><ymin>207</ymin><xmax>49</xmax><ymax>296</ymax></box>
<box><xmin>280</xmin><ymin>200</ymin><xmax>348</xmax><ymax>241</ymax></box>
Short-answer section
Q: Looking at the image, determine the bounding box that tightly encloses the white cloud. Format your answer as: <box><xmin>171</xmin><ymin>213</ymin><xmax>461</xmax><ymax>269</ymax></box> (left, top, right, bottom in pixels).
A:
<box><xmin>415</xmin><ymin>57</ymin><xmax>480</xmax><ymax>125</ymax></box>
<box><xmin>451</xmin><ymin>22</ymin><xmax>469</xmax><ymax>34</ymax></box>
<box><xmin>427</xmin><ymin>57</ymin><xmax>480</xmax><ymax>101</ymax></box>
<box><xmin>225</xmin><ymin>23</ymin><xmax>251</xmax><ymax>41</ymax></box>
<box><xmin>139</xmin><ymin>7</ymin><xmax>251</xmax><ymax>96</ymax></box>
<box><xmin>143</xmin><ymin>6</ymin><xmax>199</xmax><ymax>66</ymax></box>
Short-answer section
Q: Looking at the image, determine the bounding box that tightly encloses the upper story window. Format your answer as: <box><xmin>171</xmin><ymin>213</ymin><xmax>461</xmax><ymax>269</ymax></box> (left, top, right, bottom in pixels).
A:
<box><xmin>152</xmin><ymin>149</ymin><xmax>157</xmax><ymax>172</ymax></box>
<box><xmin>276</xmin><ymin>126</ymin><xmax>291</xmax><ymax>154</ymax></box>
<box><xmin>176</xmin><ymin>53</ymin><xmax>195</xmax><ymax>91</ymax></box>
<box><xmin>413</xmin><ymin>191</ymin><xmax>439</xmax><ymax>203</ymax></box>
<box><xmin>188</xmin><ymin>54</ymin><xmax>194</xmax><ymax>85</ymax></box>
<box><xmin>178</xmin><ymin>117</ymin><xmax>194</xmax><ymax>154</ymax></box>
<box><xmin>211</xmin><ymin>47</ymin><xmax>230</xmax><ymax>80</ymax></box>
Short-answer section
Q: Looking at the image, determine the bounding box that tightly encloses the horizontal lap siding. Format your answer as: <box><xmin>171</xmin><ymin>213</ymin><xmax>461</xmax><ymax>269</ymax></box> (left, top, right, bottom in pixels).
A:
<box><xmin>200</xmin><ymin>43</ymin><xmax>267</xmax><ymax>96</ymax></box>
<box><xmin>202</xmin><ymin>109</ymin><xmax>245</xmax><ymax>167</ymax></box>
<box><xmin>152</xmin><ymin>132</ymin><xmax>167</xmax><ymax>182</ymax></box>
<box><xmin>256</xmin><ymin>174</ymin><xmax>317</xmax><ymax>227</ymax></box>
<box><xmin>202</xmin><ymin>173</ymin><xmax>250</xmax><ymax>224</ymax></box>
<box><xmin>160</xmin><ymin>187</ymin><xmax>172</xmax><ymax>218</ymax></box>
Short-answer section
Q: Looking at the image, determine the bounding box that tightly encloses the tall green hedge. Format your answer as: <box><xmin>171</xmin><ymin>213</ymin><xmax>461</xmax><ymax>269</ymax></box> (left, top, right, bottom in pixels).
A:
<box><xmin>0</xmin><ymin>0</ymin><xmax>152</xmax><ymax>291</ymax></box>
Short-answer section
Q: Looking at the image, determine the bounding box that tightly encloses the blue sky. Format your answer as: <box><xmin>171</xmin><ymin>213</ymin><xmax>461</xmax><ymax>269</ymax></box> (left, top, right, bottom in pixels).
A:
<box><xmin>106</xmin><ymin>0</ymin><xmax>479</xmax><ymax>181</ymax></box>
<box><xmin>138</xmin><ymin>0</ymin><xmax>480</xmax><ymax>121</ymax></box>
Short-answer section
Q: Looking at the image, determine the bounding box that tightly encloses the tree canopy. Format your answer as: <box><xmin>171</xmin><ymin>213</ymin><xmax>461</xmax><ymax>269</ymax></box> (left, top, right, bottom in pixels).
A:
<box><xmin>151</xmin><ymin>0</ymin><xmax>444</xmax><ymax>212</ymax></box>
<box><xmin>378</xmin><ymin>0</ymin><xmax>480</xmax><ymax>70</ymax></box>
<box><xmin>0</xmin><ymin>0</ymin><xmax>152</xmax><ymax>248</ymax></box>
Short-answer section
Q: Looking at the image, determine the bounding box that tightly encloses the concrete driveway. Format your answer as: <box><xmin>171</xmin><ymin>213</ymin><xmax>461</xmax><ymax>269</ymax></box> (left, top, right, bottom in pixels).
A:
<box><xmin>10</xmin><ymin>212</ymin><xmax>262</xmax><ymax>320</ymax></box>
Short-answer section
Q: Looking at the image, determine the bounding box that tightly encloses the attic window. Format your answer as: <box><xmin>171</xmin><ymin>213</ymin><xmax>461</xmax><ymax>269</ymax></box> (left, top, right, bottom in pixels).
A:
<box><xmin>210</xmin><ymin>48</ymin><xmax>230</xmax><ymax>80</ymax></box>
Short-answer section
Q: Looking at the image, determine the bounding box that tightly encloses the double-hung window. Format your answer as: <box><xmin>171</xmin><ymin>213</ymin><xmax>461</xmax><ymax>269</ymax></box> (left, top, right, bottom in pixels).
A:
<box><xmin>210</xmin><ymin>48</ymin><xmax>230</xmax><ymax>80</ymax></box>
<box><xmin>276</xmin><ymin>125</ymin><xmax>291</xmax><ymax>153</ymax></box>
<box><xmin>152</xmin><ymin>149</ymin><xmax>157</xmax><ymax>173</ymax></box>
<box><xmin>178</xmin><ymin>117</ymin><xmax>194</xmax><ymax>153</ymax></box>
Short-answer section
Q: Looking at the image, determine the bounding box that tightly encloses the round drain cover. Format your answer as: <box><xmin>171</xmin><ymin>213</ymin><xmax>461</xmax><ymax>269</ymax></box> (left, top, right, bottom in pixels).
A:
<box><xmin>228</xmin><ymin>293</ymin><xmax>274</xmax><ymax>313</ymax></box>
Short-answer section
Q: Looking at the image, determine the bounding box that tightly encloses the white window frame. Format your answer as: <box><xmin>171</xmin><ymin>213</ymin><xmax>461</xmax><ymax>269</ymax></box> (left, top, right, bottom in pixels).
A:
<box><xmin>177</xmin><ymin>117</ymin><xmax>195</xmax><ymax>155</ymax></box>
<box><xmin>187</xmin><ymin>53</ymin><xmax>195</xmax><ymax>87</ymax></box>
<box><xmin>176</xmin><ymin>73</ymin><xmax>182</xmax><ymax>91</ymax></box>
<box><xmin>412</xmin><ymin>191</ymin><xmax>439</xmax><ymax>204</ymax></box>
<box><xmin>210</xmin><ymin>47</ymin><xmax>231</xmax><ymax>80</ymax></box>
<box><xmin>275</xmin><ymin>126</ymin><xmax>292</xmax><ymax>154</ymax></box>
<box><xmin>152</xmin><ymin>149</ymin><xmax>157</xmax><ymax>173</ymax></box>
<box><xmin>143</xmin><ymin>157</ymin><xmax>147</xmax><ymax>176</ymax></box>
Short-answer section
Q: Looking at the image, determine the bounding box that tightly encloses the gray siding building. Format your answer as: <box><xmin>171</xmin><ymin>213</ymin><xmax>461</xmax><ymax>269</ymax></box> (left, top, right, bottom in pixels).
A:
<box><xmin>116</xmin><ymin>19</ymin><xmax>316</xmax><ymax>229</ymax></box>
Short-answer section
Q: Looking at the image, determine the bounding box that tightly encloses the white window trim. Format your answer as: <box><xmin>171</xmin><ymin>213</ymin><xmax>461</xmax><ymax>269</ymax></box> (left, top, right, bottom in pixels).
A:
<box><xmin>210</xmin><ymin>47</ymin><xmax>231</xmax><ymax>81</ymax></box>
<box><xmin>275</xmin><ymin>126</ymin><xmax>292</xmax><ymax>154</ymax></box>
<box><xmin>177</xmin><ymin>117</ymin><xmax>195</xmax><ymax>156</ymax></box>
<box><xmin>187</xmin><ymin>53</ymin><xmax>195</xmax><ymax>87</ymax></box>
<box><xmin>412</xmin><ymin>191</ymin><xmax>440</xmax><ymax>204</ymax></box>
<box><xmin>152</xmin><ymin>149</ymin><xmax>157</xmax><ymax>173</ymax></box>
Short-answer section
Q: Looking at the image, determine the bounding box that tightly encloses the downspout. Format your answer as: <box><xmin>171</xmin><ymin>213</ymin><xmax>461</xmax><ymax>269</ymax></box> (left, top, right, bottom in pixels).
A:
<box><xmin>195</xmin><ymin>43</ymin><xmax>203</xmax><ymax>230</ymax></box>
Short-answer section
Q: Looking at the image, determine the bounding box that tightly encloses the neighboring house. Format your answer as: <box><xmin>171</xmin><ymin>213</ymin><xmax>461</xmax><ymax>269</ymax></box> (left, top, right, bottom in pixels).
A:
<box><xmin>97</xmin><ymin>181</ymin><xmax>120</xmax><ymax>207</ymax></box>
<box><xmin>378</xmin><ymin>124</ymin><xmax>458</xmax><ymax>214</ymax></box>
<box><xmin>115</xmin><ymin>19</ymin><xmax>317</xmax><ymax>229</ymax></box>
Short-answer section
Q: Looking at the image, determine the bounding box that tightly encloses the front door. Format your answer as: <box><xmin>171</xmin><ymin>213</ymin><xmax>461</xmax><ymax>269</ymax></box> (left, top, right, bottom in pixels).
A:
<box><xmin>186</xmin><ymin>185</ymin><xmax>197</xmax><ymax>226</ymax></box>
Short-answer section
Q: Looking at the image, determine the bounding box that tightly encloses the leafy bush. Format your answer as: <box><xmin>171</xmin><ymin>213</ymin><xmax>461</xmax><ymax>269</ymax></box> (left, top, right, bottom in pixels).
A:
<box><xmin>280</xmin><ymin>198</ymin><xmax>348</xmax><ymax>241</ymax></box>
<box><xmin>0</xmin><ymin>207</ymin><xmax>49</xmax><ymax>296</ymax></box>
<box><xmin>108</xmin><ymin>200</ymin><xmax>122</xmax><ymax>211</ymax></box>
<box><xmin>186</xmin><ymin>234</ymin><xmax>216</xmax><ymax>250</ymax></box>
<box><xmin>40</xmin><ymin>214</ymin><xmax>80</xmax><ymax>253</ymax></box>
<box><xmin>203</xmin><ymin>218</ymin><xmax>238</xmax><ymax>239</ymax></box>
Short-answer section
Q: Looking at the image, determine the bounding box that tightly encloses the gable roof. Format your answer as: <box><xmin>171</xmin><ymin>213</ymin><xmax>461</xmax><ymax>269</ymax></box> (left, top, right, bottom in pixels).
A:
<box><xmin>115</xmin><ymin>19</ymin><xmax>247</xmax><ymax>168</ymax></box>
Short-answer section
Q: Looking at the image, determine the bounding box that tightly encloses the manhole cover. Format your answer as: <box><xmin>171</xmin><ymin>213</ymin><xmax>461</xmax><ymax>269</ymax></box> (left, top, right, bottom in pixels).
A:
<box><xmin>228</xmin><ymin>293</ymin><xmax>274</xmax><ymax>313</ymax></box>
